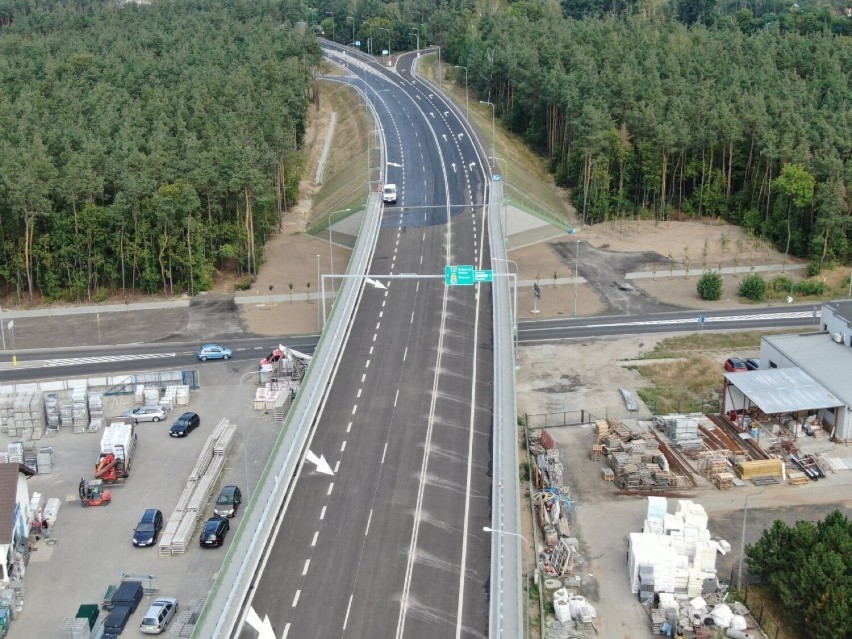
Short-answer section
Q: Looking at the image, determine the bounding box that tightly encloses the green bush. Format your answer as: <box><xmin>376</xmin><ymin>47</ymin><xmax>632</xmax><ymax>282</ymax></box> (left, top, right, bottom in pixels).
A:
<box><xmin>739</xmin><ymin>274</ymin><xmax>767</xmax><ymax>301</ymax></box>
<box><xmin>794</xmin><ymin>279</ymin><xmax>825</xmax><ymax>296</ymax></box>
<box><xmin>807</xmin><ymin>261</ymin><xmax>821</xmax><ymax>277</ymax></box>
<box><xmin>770</xmin><ymin>276</ymin><xmax>794</xmax><ymax>294</ymax></box>
<box><xmin>233</xmin><ymin>276</ymin><xmax>254</xmax><ymax>291</ymax></box>
<box><xmin>697</xmin><ymin>271</ymin><xmax>723</xmax><ymax>301</ymax></box>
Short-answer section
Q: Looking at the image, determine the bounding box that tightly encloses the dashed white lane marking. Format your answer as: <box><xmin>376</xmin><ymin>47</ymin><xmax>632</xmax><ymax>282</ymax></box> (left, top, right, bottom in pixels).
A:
<box><xmin>346</xmin><ymin>421</ymin><xmax>352</xmax><ymax>433</ymax></box>
<box><xmin>320</xmin><ymin>506</ymin><xmax>326</xmax><ymax>520</ymax></box>
<box><xmin>341</xmin><ymin>440</ymin><xmax>347</xmax><ymax>452</ymax></box>
<box><xmin>334</xmin><ymin>460</ymin><xmax>341</xmax><ymax>473</ymax></box>
<box><xmin>352</xmin><ymin>404</ymin><xmax>358</xmax><ymax>415</ymax></box>
<box><xmin>361</xmin><ymin>373</ymin><xmax>366</xmax><ymax>383</ymax></box>
<box><xmin>284</xmin><ymin>623</ymin><xmax>290</xmax><ymax>638</ymax></box>
<box><xmin>381</xmin><ymin>442</ymin><xmax>388</xmax><ymax>464</ymax></box>
<box><xmin>327</xmin><ymin>482</ymin><xmax>334</xmax><ymax>496</ymax></box>
<box><xmin>369</xmin><ymin>346</ymin><xmax>374</xmax><ymax>355</ymax></box>
<box><xmin>311</xmin><ymin>531</ymin><xmax>319</xmax><ymax>547</ymax></box>
<box><xmin>376</xmin><ymin>321</ymin><xmax>381</xmax><ymax>330</ymax></box>
<box><xmin>343</xmin><ymin>595</ymin><xmax>354</xmax><ymax>630</ymax></box>
<box><xmin>365</xmin><ymin>509</ymin><xmax>373</xmax><ymax>536</ymax></box>
<box><xmin>302</xmin><ymin>559</ymin><xmax>311</xmax><ymax>576</ymax></box>
<box><xmin>394</xmin><ymin>390</ymin><xmax>400</xmax><ymax>407</ymax></box>
<box><xmin>410</xmin><ymin>311</ymin><xmax>415</xmax><ymax>324</ymax></box>
<box><xmin>379</xmin><ymin>311</ymin><xmax>383</xmax><ymax>318</ymax></box>
<box><xmin>292</xmin><ymin>590</ymin><xmax>301</xmax><ymax>607</ymax></box>
<box><xmin>357</xmin><ymin>388</ymin><xmax>362</xmax><ymax>398</ymax></box>
<box><xmin>403</xmin><ymin>347</ymin><xmax>408</xmax><ymax>362</ymax></box>
<box><xmin>372</xmin><ymin>334</ymin><xmax>377</xmax><ymax>342</ymax></box>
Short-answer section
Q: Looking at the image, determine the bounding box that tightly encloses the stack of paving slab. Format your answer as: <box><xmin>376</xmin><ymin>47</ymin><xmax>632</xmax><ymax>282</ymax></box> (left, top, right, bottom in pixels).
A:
<box><xmin>629</xmin><ymin>497</ymin><xmax>721</xmax><ymax>599</ymax></box>
<box><xmin>71</xmin><ymin>387</ymin><xmax>89</xmax><ymax>433</ymax></box>
<box><xmin>5</xmin><ymin>392</ymin><xmax>47</xmax><ymax>440</ymax></box>
<box><xmin>36</xmin><ymin>447</ymin><xmax>55</xmax><ymax>474</ymax></box>
<box><xmin>0</xmin><ymin>394</ymin><xmax>12</xmax><ymax>433</ymax></box>
<box><xmin>87</xmin><ymin>392</ymin><xmax>104</xmax><ymax>432</ymax></box>
<box><xmin>45</xmin><ymin>393</ymin><xmax>61</xmax><ymax>436</ymax></box>
<box><xmin>158</xmin><ymin>418</ymin><xmax>237</xmax><ymax>555</ymax></box>
<box><xmin>59</xmin><ymin>391</ymin><xmax>74</xmax><ymax>428</ymax></box>
<box><xmin>665</xmin><ymin>417</ymin><xmax>703</xmax><ymax>450</ymax></box>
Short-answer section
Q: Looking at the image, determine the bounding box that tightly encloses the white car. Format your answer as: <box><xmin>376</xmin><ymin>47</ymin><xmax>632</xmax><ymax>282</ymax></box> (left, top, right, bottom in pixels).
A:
<box><xmin>382</xmin><ymin>184</ymin><xmax>397</xmax><ymax>204</ymax></box>
<box><xmin>140</xmin><ymin>597</ymin><xmax>178</xmax><ymax>634</ymax></box>
<box><xmin>121</xmin><ymin>405</ymin><xmax>168</xmax><ymax>423</ymax></box>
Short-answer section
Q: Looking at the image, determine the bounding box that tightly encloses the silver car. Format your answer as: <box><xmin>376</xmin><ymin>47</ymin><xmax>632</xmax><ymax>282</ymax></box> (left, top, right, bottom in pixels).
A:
<box><xmin>121</xmin><ymin>405</ymin><xmax>168</xmax><ymax>423</ymax></box>
<box><xmin>140</xmin><ymin>597</ymin><xmax>178</xmax><ymax>634</ymax></box>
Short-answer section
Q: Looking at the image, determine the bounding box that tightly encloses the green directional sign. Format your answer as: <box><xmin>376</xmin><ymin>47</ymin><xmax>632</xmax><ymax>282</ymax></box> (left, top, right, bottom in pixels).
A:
<box><xmin>445</xmin><ymin>265</ymin><xmax>475</xmax><ymax>286</ymax></box>
<box><xmin>474</xmin><ymin>269</ymin><xmax>493</xmax><ymax>283</ymax></box>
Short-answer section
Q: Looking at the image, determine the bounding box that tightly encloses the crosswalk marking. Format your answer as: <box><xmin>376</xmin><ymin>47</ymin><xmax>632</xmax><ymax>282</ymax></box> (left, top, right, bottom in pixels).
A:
<box><xmin>44</xmin><ymin>353</ymin><xmax>177</xmax><ymax>367</ymax></box>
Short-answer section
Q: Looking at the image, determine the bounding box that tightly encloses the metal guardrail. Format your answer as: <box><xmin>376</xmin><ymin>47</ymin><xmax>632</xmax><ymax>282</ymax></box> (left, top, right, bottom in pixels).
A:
<box><xmin>191</xmin><ymin>50</ymin><xmax>387</xmax><ymax>638</ymax></box>
<box><xmin>488</xmin><ymin>180</ymin><xmax>525</xmax><ymax>637</ymax></box>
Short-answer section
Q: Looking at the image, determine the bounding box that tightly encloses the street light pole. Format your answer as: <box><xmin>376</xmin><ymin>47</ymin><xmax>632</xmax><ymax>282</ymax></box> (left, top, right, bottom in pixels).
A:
<box><xmin>316</xmin><ymin>254</ymin><xmax>321</xmax><ymax>331</ymax></box>
<box><xmin>454</xmin><ymin>65</ymin><xmax>468</xmax><ymax>121</ymax></box>
<box><xmin>484</xmin><ymin>525</ymin><xmax>531</xmax><ymax>639</ymax></box>
<box><xmin>411</xmin><ymin>27</ymin><xmax>419</xmax><ymax>56</ymax></box>
<box><xmin>325</xmin><ymin>11</ymin><xmax>334</xmax><ymax>41</ymax></box>
<box><xmin>327</xmin><ymin>208</ymin><xmax>350</xmax><ymax>300</ymax></box>
<box><xmin>0</xmin><ymin>306</ymin><xmax>5</xmax><ymax>350</ymax></box>
<box><xmin>574</xmin><ymin>240</ymin><xmax>580</xmax><ymax>317</ymax></box>
<box><xmin>347</xmin><ymin>16</ymin><xmax>354</xmax><ymax>45</ymax></box>
<box><xmin>480</xmin><ymin>101</ymin><xmax>495</xmax><ymax>166</ymax></box>
<box><xmin>737</xmin><ymin>489</ymin><xmax>766</xmax><ymax>592</ymax></box>
<box><xmin>379</xmin><ymin>27</ymin><xmax>391</xmax><ymax>59</ymax></box>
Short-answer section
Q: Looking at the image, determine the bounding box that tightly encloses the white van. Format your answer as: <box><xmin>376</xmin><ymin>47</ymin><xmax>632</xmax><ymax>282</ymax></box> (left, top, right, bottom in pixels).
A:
<box><xmin>382</xmin><ymin>184</ymin><xmax>397</xmax><ymax>203</ymax></box>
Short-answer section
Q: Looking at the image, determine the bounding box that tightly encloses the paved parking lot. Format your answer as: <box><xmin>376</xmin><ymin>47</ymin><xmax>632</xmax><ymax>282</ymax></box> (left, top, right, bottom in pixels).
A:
<box><xmin>5</xmin><ymin>360</ymin><xmax>281</xmax><ymax>637</ymax></box>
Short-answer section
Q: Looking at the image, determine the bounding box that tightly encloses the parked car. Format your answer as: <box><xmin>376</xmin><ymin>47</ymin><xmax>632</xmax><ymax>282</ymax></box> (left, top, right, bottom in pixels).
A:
<box><xmin>196</xmin><ymin>343</ymin><xmax>232</xmax><ymax>361</ymax></box>
<box><xmin>199</xmin><ymin>516</ymin><xmax>230</xmax><ymax>548</ymax></box>
<box><xmin>724</xmin><ymin>357</ymin><xmax>748</xmax><ymax>372</ymax></box>
<box><xmin>169</xmin><ymin>412</ymin><xmax>200</xmax><ymax>438</ymax></box>
<box><xmin>213</xmin><ymin>485</ymin><xmax>242</xmax><ymax>518</ymax></box>
<box><xmin>132</xmin><ymin>508</ymin><xmax>163</xmax><ymax>547</ymax></box>
<box><xmin>745</xmin><ymin>358</ymin><xmax>760</xmax><ymax>371</ymax></box>
<box><xmin>121</xmin><ymin>405</ymin><xmax>168</xmax><ymax>423</ymax></box>
<box><xmin>139</xmin><ymin>597</ymin><xmax>178</xmax><ymax>634</ymax></box>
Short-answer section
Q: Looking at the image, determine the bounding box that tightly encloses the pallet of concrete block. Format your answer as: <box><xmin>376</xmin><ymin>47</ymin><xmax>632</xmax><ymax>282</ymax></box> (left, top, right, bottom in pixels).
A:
<box><xmin>45</xmin><ymin>393</ymin><xmax>61</xmax><ymax>430</ymax></box>
<box><xmin>735</xmin><ymin>458</ymin><xmax>784</xmax><ymax>480</ymax></box>
<box><xmin>59</xmin><ymin>616</ymin><xmax>90</xmax><ymax>639</ymax></box>
<box><xmin>37</xmin><ymin>447</ymin><xmax>55</xmax><ymax>474</ymax></box>
<box><xmin>7</xmin><ymin>442</ymin><xmax>23</xmax><ymax>464</ymax></box>
<box><xmin>601</xmin><ymin>467</ymin><xmax>614</xmax><ymax>481</ymax></box>
<box><xmin>0</xmin><ymin>394</ymin><xmax>12</xmax><ymax>433</ymax></box>
<box><xmin>175</xmin><ymin>385</ymin><xmax>190</xmax><ymax>406</ymax></box>
<box><xmin>143</xmin><ymin>387</ymin><xmax>160</xmax><ymax>406</ymax></box>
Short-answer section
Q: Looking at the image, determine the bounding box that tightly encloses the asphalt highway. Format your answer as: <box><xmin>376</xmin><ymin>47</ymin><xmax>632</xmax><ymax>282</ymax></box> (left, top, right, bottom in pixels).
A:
<box><xmin>239</xmin><ymin>46</ymin><xmax>494</xmax><ymax>638</ymax></box>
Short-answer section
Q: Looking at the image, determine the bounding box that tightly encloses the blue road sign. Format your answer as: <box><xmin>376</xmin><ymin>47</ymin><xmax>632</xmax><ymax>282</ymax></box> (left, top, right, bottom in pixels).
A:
<box><xmin>698</xmin><ymin>315</ymin><xmax>706</xmax><ymax>325</ymax></box>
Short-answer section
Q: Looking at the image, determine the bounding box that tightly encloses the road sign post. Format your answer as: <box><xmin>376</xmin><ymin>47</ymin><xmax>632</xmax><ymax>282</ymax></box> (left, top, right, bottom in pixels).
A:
<box><xmin>532</xmin><ymin>282</ymin><xmax>541</xmax><ymax>314</ymax></box>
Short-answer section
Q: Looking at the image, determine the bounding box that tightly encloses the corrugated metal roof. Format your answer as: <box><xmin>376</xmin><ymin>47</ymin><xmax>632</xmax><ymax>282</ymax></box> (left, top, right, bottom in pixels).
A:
<box><xmin>724</xmin><ymin>367</ymin><xmax>844</xmax><ymax>414</ymax></box>
<box><xmin>764</xmin><ymin>332</ymin><xmax>852</xmax><ymax>405</ymax></box>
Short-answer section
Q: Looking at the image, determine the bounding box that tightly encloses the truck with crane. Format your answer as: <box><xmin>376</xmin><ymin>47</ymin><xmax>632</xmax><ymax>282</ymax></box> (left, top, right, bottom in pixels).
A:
<box><xmin>94</xmin><ymin>421</ymin><xmax>137</xmax><ymax>484</ymax></box>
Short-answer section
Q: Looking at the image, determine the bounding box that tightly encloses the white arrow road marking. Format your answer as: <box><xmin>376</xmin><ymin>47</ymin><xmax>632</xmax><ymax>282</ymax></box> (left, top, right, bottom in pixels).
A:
<box><xmin>246</xmin><ymin>607</ymin><xmax>276</xmax><ymax>639</ymax></box>
<box><xmin>387</xmin><ymin>161</ymin><xmax>403</xmax><ymax>167</ymax></box>
<box><xmin>451</xmin><ymin>163</ymin><xmax>457</xmax><ymax>172</ymax></box>
<box><xmin>305</xmin><ymin>450</ymin><xmax>334</xmax><ymax>476</ymax></box>
<box><xmin>366</xmin><ymin>278</ymin><xmax>387</xmax><ymax>290</ymax></box>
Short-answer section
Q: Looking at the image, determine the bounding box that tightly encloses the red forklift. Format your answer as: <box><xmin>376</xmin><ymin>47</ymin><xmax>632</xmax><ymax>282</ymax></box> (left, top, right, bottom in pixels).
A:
<box><xmin>79</xmin><ymin>478</ymin><xmax>111</xmax><ymax>507</ymax></box>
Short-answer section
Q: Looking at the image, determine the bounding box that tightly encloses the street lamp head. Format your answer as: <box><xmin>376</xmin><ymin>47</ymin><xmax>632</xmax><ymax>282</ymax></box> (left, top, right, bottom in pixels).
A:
<box><xmin>483</xmin><ymin>526</ymin><xmax>493</xmax><ymax>532</ymax></box>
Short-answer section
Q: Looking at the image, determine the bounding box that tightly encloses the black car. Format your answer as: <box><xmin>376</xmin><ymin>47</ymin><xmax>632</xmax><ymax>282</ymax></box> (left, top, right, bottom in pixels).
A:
<box><xmin>213</xmin><ymin>485</ymin><xmax>242</xmax><ymax>518</ymax></box>
<box><xmin>169</xmin><ymin>412</ymin><xmax>200</xmax><ymax>438</ymax></box>
<box><xmin>199</xmin><ymin>516</ymin><xmax>229</xmax><ymax>548</ymax></box>
<box><xmin>745</xmin><ymin>358</ymin><xmax>760</xmax><ymax>371</ymax></box>
<box><xmin>132</xmin><ymin>508</ymin><xmax>163</xmax><ymax>547</ymax></box>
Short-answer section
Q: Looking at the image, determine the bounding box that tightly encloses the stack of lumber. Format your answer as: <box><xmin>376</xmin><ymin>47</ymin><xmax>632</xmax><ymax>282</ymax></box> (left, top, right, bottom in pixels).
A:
<box><xmin>713</xmin><ymin>472</ymin><xmax>734</xmax><ymax>490</ymax></box>
<box><xmin>786</xmin><ymin>470</ymin><xmax>809</xmax><ymax>486</ymax></box>
<box><xmin>735</xmin><ymin>458</ymin><xmax>784</xmax><ymax>480</ymax></box>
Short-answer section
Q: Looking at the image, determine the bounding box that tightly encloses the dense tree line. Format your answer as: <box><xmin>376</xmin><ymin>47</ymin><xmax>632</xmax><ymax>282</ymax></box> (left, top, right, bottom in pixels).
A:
<box><xmin>746</xmin><ymin>510</ymin><xmax>852</xmax><ymax>639</ymax></box>
<box><xmin>0</xmin><ymin>0</ymin><xmax>321</xmax><ymax>301</ymax></box>
<box><xmin>436</xmin><ymin>9</ymin><xmax>851</xmax><ymax>269</ymax></box>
